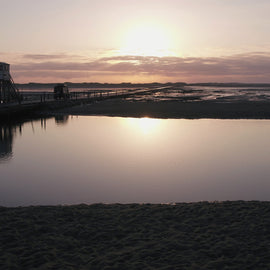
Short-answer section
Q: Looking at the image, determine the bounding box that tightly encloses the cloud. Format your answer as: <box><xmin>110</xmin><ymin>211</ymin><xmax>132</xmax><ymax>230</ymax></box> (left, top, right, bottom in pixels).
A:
<box><xmin>22</xmin><ymin>54</ymin><xmax>68</xmax><ymax>60</ymax></box>
<box><xmin>6</xmin><ymin>52</ymin><xmax>270</xmax><ymax>83</ymax></box>
<box><xmin>22</xmin><ymin>53</ymin><xmax>88</xmax><ymax>62</ymax></box>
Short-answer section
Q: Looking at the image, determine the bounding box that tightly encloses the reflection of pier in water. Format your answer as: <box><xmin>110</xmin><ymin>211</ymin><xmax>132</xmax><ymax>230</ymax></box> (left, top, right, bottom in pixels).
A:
<box><xmin>55</xmin><ymin>115</ymin><xmax>69</xmax><ymax>125</ymax></box>
<box><xmin>0</xmin><ymin>124</ymin><xmax>20</xmax><ymax>162</ymax></box>
<box><xmin>0</xmin><ymin>116</ymin><xmax>69</xmax><ymax>162</ymax></box>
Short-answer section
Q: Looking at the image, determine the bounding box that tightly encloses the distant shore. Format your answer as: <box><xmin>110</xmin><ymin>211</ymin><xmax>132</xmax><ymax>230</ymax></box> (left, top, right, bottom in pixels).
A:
<box><xmin>1</xmin><ymin>201</ymin><xmax>270</xmax><ymax>269</ymax></box>
<box><xmin>52</xmin><ymin>99</ymin><xmax>270</xmax><ymax>119</ymax></box>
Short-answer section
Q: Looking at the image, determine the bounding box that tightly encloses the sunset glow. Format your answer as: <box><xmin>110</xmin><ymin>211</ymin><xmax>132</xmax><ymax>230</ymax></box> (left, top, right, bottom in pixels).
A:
<box><xmin>123</xmin><ymin>117</ymin><xmax>161</xmax><ymax>135</ymax></box>
<box><xmin>120</xmin><ymin>23</ymin><xmax>174</xmax><ymax>57</ymax></box>
<box><xmin>1</xmin><ymin>0</ymin><xmax>270</xmax><ymax>83</ymax></box>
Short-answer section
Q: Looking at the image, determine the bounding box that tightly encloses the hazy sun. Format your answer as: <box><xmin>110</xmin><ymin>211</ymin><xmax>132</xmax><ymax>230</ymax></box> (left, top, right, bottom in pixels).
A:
<box><xmin>120</xmin><ymin>23</ymin><xmax>174</xmax><ymax>57</ymax></box>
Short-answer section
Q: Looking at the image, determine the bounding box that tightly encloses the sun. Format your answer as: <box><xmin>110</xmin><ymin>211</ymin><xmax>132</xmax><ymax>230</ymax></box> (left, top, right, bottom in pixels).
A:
<box><xmin>119</xmin><ymin>23</ymin><xmax>174</xmax><ymax>57</ymax></box>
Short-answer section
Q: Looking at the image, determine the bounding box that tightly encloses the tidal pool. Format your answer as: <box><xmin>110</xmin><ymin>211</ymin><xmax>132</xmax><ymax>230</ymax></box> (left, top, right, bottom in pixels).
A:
<box><xmin>1</xmin><ymin>116</ymin><xmax>270</xmax><ymax>206</ymax></box>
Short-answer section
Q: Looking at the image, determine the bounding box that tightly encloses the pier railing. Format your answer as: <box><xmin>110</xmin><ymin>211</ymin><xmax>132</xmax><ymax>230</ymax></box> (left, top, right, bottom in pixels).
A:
<box><xmin>18</xmin><ymin>88</ymin><xmax>135</xmax><ymax>104</ymax></box>
<box><xmin>0</xmin><ymin>88</ymin><xmax>137</xmax><ymax>118</ymax></box>
<box><xmin>0</xmin><ymin>86</ymin><xmax>171</xmax><ymax>118</ymax></box>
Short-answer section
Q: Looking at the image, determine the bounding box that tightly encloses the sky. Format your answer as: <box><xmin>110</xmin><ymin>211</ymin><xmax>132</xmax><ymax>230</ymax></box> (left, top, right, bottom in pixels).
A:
<box><xmin>1</xmin><ymin>0</ymin><xmax>270</xmax><ymax>83</ymax></box>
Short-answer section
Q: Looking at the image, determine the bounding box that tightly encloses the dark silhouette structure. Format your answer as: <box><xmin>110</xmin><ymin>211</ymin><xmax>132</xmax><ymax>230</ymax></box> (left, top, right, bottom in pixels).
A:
<box><xmin>0</xmin><ymin>124</ymin><xmax>16</xmax><ymax>161</ymax></box>
<box><xmin>55</xmin><ymin>115</ymin><xmax>69</xmax><ymax>125</ymax></box>
<box><xmin>0</xmin><ymin>62</ymin><xmax>21</xmax><ymax>103</ymax></box>
<box><xmin>54</xmin><ymin>84</ymin><xmax>70</xmax><ymax>100</ymax></box>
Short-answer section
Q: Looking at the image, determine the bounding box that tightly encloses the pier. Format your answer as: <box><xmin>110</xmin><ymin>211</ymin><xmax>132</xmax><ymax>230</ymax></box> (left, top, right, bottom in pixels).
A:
<box><xmin>0</xmin><ymin>62</ymin><xmax>171</xmax><ymax>120</ymax></box>
<box><xmin>0</xmin><ymin>86</ymin><xmax>168</xmax><ymax>119</ymax></box>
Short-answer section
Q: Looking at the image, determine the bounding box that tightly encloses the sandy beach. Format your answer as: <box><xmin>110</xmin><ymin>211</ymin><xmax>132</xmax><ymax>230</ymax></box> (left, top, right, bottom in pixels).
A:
<box><xmin>1</xmin><ymin>202</ymin><xmax>270</xmax><ymax>269</ymax></box>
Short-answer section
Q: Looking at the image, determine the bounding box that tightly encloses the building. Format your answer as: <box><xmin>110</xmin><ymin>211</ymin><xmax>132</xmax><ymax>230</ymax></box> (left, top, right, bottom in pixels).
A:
<box><xmin>0</xmin><ymin>62</ymin><xmax>20</xmax><ymax>103</ymax></box>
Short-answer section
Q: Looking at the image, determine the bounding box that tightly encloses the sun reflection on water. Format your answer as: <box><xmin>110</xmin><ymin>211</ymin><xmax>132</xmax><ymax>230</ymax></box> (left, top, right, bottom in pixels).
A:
<box><xmin>123</xmin><ymin>117</ymin><xmax>162</xmax><ymax>135</ymax></box>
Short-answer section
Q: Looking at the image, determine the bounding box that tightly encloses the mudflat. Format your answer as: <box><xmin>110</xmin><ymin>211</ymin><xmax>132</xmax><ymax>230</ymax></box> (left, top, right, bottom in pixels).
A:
<box><xmin>54</xmin><ymin>99</ymin><xmax>270</xmax><ymax>119</ymax></box>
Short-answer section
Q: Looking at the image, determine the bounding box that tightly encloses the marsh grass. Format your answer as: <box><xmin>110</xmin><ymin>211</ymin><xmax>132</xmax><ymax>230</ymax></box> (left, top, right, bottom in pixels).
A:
<box><xmin>1</xmin><ymin>201</ymin><xmax>270</xmax><ymax>269</ymax></box>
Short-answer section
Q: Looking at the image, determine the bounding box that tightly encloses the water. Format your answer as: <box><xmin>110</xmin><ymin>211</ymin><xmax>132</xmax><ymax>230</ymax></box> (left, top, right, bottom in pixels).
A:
<box><xmin>124</xmin><ymin>85</ymin><xmax>270</xmax><ymax>102</ymax></box>
<box><xmin>1</xmin><ymin>116</ymin><xmax>270</xmax><ymax>206</ymax></box>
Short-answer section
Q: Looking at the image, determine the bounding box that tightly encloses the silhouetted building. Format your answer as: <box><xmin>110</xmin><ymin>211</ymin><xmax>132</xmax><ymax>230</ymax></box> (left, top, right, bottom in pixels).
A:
<box><xmin>0</xmin><ymin>62</ymin><xmax>20</xmax><ymax>103</ymax></box>
<box><xmin>54</xmin><ymin>84</ymin><xmax>70</xmax><ymax>100</ymax></box>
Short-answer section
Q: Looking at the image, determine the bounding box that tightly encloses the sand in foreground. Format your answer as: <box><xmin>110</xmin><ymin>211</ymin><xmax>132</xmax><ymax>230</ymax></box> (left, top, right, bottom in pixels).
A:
<box><xmin>1</xmin><ymin>201</ymin><xmax>270</xmax><ymax>269</ymax></box>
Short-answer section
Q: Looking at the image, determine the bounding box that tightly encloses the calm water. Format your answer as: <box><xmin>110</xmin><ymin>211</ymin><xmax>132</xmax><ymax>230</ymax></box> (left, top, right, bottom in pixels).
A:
<box><xmin>1</xmin><ymin>116</ymin><xmax>270</xmax><ymax>206</ymax></box>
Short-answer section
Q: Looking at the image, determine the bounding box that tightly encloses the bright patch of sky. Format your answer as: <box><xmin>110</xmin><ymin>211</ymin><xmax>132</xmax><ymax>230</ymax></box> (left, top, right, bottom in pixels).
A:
<box><xmin>1</xmin><ymin>0</ymin><xmax>270</xmax><ymax>82</ymax></box>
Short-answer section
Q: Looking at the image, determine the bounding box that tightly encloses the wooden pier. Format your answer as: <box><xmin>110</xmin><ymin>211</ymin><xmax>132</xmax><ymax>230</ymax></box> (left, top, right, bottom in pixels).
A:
<box><xmin>0</xmin><ymin>86</ymin><xmax>168</xmax><ymax>120</ymax></box>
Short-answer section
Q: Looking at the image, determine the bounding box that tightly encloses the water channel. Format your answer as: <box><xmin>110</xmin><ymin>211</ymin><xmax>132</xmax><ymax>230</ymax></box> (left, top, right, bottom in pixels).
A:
<box><xmin>1</xmin><ymin>116</ymin><xmax>270</xmax><ymax>206</ymax></box>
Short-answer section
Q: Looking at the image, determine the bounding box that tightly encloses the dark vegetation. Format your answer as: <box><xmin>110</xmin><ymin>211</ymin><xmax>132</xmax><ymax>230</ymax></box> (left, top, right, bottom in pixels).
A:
<box><xmin>1</xmin><ymin>201</ymin><xmax>270</xmax><ymax>269</ymax></box>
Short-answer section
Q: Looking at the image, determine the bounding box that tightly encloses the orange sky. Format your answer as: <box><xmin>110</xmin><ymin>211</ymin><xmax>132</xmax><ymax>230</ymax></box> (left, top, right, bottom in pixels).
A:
<box><xmin>1</xmin><ymin>0</ymin><xmax>270</xmax><ymax>83</ymax></box>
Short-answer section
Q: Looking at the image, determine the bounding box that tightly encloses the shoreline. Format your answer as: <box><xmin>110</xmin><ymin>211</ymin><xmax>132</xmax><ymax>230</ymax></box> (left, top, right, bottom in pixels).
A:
<box><xmin>50</xmin><ymin>99</ymin><xmax>270</xmax><ymax>119</ymax></box>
